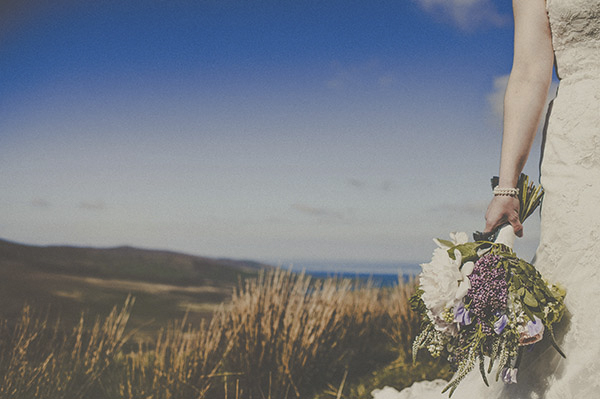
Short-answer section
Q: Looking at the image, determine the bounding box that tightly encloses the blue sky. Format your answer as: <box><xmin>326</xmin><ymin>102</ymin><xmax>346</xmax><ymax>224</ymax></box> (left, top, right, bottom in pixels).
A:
<box><xmin>1</xmin><ymin>0</ymin><xmax>550</xmax><ymax>270</ymax></box>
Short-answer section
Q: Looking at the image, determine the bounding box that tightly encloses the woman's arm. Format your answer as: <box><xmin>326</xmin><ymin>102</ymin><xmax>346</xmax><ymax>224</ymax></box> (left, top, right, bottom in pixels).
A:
<box><xmin>484</xmin><ymin>0</ymin><xmax>554</xmax><ymax>235</ymax></box>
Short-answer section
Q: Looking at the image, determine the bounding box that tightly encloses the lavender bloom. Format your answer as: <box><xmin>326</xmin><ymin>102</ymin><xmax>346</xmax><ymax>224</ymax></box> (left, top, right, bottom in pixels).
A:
<box><xmin>466</xmin><ymin>254</ymin><xmax>508</xmax><ymax>335</ymax></box>
<box><xmin>494</xmin><ymin>314</ymin><xmax>509</xmax><ymax>335</ymax></box>
<box><xmin>454</xmin><ymin>302</ymin><xmax>472</xmax><ymax>326</ymax></box>
<box><xmin>501</xmin><ymin>368</ymin><xmax>518</xmax><ymax>384</ymax></box>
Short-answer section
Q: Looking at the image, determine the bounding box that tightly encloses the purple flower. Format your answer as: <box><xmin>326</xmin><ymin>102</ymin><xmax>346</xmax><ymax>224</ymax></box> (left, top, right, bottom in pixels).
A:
<box><xmin>519</xmin><ymin>316</ymin><xmax>545</xmax><ymax>345</ymax></box>
<box><xmin>494</xmin><ymin>314</ymin><xmax>509</xmax><ymax>335</ymax></box>
<box><xmin>453</xmin><ymin>302</ymin><xmax>472</xmax><ymax>326</ymax></box>
<box><xmin>465</xmin><ymin>254</ymin><xmax>508</xmax><ymax>335</ymax></box>
<box><xmin>527</xmin><ymin>316</ymin><xmax>544</xmax><ymax>336</ymax></box>
<box><xmin>501</xmin><ymin>368</ymin><xmax>518</xmax><ymax>384</ymax></box>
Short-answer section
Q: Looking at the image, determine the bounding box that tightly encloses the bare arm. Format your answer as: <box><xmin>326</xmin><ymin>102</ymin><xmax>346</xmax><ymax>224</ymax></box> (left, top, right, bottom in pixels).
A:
<box><xmin>484</xmin><ymin>0</ymin><xmax>554</xmax><ymax>235</ymax></box>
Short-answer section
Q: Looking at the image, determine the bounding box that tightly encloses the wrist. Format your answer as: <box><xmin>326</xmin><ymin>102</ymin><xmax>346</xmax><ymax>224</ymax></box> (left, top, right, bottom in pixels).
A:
<box><xmin>497</xmin><ymin>175</ymin><xmax>518</xmax><ymax>187</ymax></box>
<box><xmin>495</xmin><ymin>170</ymin><xmax>520</xmax><ymax>188</ymax></box>
<box><xmin>493</xmin><ymin>186</ymin><xmax>520</xmax><ymax>197</ymax></box>
<box><xmin>490</xmin><ymin>176</ymin><xmax>519</xmax><ymax>197</ymax></box>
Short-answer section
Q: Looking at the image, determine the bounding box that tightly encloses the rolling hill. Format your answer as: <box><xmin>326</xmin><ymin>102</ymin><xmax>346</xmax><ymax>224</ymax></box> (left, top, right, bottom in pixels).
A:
<box><xmin>0</xmin><ymin>238</ymin><xmax>270</xmax><ymax>339</ymax></box>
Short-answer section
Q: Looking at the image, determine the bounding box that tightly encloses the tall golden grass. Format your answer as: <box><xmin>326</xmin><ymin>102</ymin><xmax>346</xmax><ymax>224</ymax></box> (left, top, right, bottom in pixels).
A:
<box><xmin>0</xmin><ymin>296</ymin><xmax>133</xmax><ymax>399</ymax></box>
<box><xmin>0</xmin><ymin>268</ymin><xmax>447</xmax><ymax>398</ymax></box>
<box><xmin>220</xmin><ymin>269</ymin><xmax>397</xmax><ymax>398</ymax></box>
<box><xmin>105</xmin><ymin>310</ymin><xmax>237</xmax><ymax>399</ymax></box>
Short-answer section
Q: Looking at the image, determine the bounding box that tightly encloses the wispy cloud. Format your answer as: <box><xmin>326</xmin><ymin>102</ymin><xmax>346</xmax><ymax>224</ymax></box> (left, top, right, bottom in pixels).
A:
<box><xmin>347</xmin><ymin>178</ymin><xmax>366</xmax><ymax>189</ymax></box>
<box><xmin>487</xmin><ymin>74</ymin><xmax>510</xmax><ymax>121</ymax></box>
<box><xmin>79</xmin><ymin>200</ymin><xmax>106</xmax><ymax>211</ymax></box>
<box><xmin>413</xmin><ymin>0</ymin><xmax>509</xmax><ymax>30</ymax></box>
<box><xmin>380</xmin><ymin>180</ymin><xmax>395</xmax><ymax>192</ymax></box>
<box><xmin>347</xmin><ymin>178</ymin><xmax>396</xmax><ymax>192</ymax></box>
<box><xmin>291</xmin><ymin>204</ymin><xmax>344</xmax><ymax>219</ymax></box>
<box><xmin>31</xmin><ymin>198</ymin><xmax>51</xmax><ymax>208</ymax></box>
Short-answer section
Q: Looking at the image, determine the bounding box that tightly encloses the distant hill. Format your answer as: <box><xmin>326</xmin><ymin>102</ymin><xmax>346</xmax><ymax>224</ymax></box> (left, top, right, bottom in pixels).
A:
<box><xmin>0</xmin><ymin>238</ymin><xmax>268</xmax><ymax>286</ymax></box>
<box><xmin>0</xmin><ymin>238</ymin><xmax>271</xmax><ymax>339</ymax></box>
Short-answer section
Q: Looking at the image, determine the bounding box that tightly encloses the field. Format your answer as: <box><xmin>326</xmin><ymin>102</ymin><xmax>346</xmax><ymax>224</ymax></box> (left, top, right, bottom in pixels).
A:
<box><xmin>0</xmin><ymin>238</ymin><xmax>263</xmax><ymax>340</ymax></box>
<box><xmin>0</xmin><ymin>239</ymin><xmax>450</xmax><ymax>398</ymax></box>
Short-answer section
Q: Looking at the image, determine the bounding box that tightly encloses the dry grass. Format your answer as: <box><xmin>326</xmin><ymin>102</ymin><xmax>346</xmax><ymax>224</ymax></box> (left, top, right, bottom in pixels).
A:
<box><xmin>217</xmin><ymin>269</ymin><xmax>401</xmax><ymax>398</ymax></box>
<box><xmin>0</xmin><ymin>268</ymin><xmax>448</xmax><ymax>398</ymax></box>
<box><xmin>385</xmin><ymin>276</ymin><xmax>422</xmax><ymax>361</ymax></box>
<box><xmin>105</xmin><ymin>309</ymin><xmax>237</xmax><ymax>399</ymax></box>
<box><xmin>0</xmin><ymin>296</ymin><xmax>133</xmax><ymax>399</ymax></box>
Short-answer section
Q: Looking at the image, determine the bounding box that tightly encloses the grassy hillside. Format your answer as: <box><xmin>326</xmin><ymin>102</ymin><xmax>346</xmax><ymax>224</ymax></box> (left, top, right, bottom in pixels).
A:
<box><xmin>0</xmin><ymin>268</ymin><xmax>450</xmax><ymax>399</ymax></box>
<box><xmin>0</xmin><ymin>238</ymin><xmax>268</xmax><ymax>339</ymax></box>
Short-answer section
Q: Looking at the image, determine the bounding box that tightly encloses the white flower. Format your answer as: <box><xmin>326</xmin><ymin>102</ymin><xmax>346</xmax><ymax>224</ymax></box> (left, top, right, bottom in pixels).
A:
<box><xmin>420</xmin><ymin>232</ymin><xmax>475</xmax><ymax>334</ymax></box>
<box><xmin>433</xmin><ymin>231</ymin><xmax>469</xmax><ymax>249</ymax></box>
<box><xmin>420</xmin><ymin>248</ymin><xmax>462</xmax><ymax>312</ymax></box>
<box><xmin>419</xmin><ymin>249</ymin><xmax>465</xmax><ymax>336</ymax></box>
<box><xmin>450</xmin><ymin>231</ymin><xmax>469</xmax><ymax>245</ymax></box>
<box><xmin>426</xmin><ymin>309</ymin><xmax>457</xmax><ymax>335</ymax></box>
<box><xmin>455</xmin><ymin>261</ymin><xmax>474</xmax><ymax>301</ymax></box>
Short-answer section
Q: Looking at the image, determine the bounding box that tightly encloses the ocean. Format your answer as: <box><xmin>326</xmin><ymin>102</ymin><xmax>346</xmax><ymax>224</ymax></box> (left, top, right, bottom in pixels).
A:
<box><xmin>265</xmin><ymin>259</ymin><xmax>422</xmax><ymax>288</ymax></box>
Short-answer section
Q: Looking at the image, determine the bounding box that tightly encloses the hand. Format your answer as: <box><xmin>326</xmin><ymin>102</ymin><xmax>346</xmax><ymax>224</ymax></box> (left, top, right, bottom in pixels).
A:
<box><xmin>484</xmin><ymin>196</ymin><xmax>523</xmax><ymax>237</ymax></box>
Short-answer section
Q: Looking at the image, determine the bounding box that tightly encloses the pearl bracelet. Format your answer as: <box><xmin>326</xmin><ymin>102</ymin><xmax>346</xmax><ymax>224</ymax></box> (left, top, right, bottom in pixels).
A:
<box><xmin>493</xmin><ymin>186</ymin><xmax>520</xmax><ymax>197</ymax></box>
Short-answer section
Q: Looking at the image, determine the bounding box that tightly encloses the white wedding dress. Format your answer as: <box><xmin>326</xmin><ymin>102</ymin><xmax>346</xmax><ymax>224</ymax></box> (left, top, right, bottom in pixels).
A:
<box><xmin>373</xmin><ymin>0</ymin><xmax>600</xmax><ymax>398</ymax></box>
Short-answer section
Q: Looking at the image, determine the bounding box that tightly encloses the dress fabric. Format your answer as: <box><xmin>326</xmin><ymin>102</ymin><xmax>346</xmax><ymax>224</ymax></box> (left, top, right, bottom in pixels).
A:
<box><xmin>372</xmin><ymin>0</ymin><xmax>600</xmax><ymax>398</ymax></box>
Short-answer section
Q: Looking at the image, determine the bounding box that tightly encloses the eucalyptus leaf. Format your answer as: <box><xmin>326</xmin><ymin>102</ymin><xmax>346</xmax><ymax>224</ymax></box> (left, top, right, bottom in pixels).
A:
<box><xmin>524</xmin><ymin>291</ymin><xmax>539</xmax><ymax>308</ymax></box>
<box><xmin>522</xmin><ymin>305</ymin><xmax>535</xmax><ymax>320</ymax></box>
<box><xmin>512</xmin><ymin>277</ymin><xmax>522</xmax><ymax>290</ymax></box>
<box><xmin>447</xmin><ymin>243</ymin><xmax>477</xmax><ymax>262</ymax></box>
<box><xmin>437</xmin><ymin>238</ymin><xmax>455</xmax><ymax>248</ymax></box>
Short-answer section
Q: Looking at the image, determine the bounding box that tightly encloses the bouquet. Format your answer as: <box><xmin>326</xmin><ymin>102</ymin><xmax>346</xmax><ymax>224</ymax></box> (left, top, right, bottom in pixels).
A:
<box><xmin>410</xmin><ymin>175</ymin><xmax>566</xmax><ymax>397</ymax></box>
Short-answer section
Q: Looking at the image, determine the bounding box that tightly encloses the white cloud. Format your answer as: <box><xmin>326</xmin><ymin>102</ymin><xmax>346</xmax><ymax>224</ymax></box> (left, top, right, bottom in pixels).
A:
<box><xmin>414</xmin><ymin>0</ymin><xmax>509</xmax><ymax>30</ymax></box>
<box><xmin>487</xmin><ymin>74</ymin><xmax>510</xmax><ymax>121</ymax></box>
<box><xmin>31</xmin><ymin>198</ymin><xmax>51</xmax><ymax>208</ymax></box>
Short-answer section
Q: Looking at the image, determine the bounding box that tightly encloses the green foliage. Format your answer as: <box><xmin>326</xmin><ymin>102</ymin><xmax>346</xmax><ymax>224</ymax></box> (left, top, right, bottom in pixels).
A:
<box><xmin>502</xmin><ymin>254</ymin><xmax>567</xmax><ymax>327</ymax></box>
<box><xmin>448</xmin><ymin>242</ymin><xmax>483</xmax><ymax>263</ymax></box>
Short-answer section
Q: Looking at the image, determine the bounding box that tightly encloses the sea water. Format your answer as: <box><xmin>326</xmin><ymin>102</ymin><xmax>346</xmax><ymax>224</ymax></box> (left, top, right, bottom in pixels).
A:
<box><xmin>266</xmin><ymin>259</ymin><xmax>422</xmax><ymax>288</ymax></box>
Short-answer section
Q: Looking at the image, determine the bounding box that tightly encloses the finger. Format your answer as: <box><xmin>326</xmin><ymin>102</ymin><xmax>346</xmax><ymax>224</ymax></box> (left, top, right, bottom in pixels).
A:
<box><xmin>508</xmin><ymin>215</ymin><xmax>524</xmax><ymax>237</ymax></box>
<box><xmin>513</xmin><ymin>223</ymin><xmax>524</xmax><ymax>237</ymax></box>
<box><xmin>484</xmin><ymin>219</ymin><xmax>496</xmax><ymax>233</ymax></box>
<box><xmin>484</xmin><ymin>214</ymin><xmax>504</xmax><ymax>233</ymax></box>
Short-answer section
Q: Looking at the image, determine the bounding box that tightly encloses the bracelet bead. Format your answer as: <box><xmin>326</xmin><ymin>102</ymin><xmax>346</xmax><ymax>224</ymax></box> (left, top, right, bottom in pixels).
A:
<box><xmin>493</xmin><ymin>187</ymin><xmax>519</xmax><ymax>197</ymax></box>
